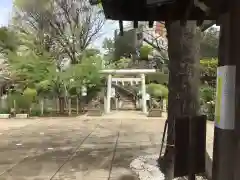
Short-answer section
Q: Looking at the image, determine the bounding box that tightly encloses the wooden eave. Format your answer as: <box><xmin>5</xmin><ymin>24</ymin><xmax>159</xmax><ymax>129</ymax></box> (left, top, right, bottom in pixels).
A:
<box><xmin>101</xmin><ymin>0</ymin><xmax>229</xmax><ymax>21</ymax></box>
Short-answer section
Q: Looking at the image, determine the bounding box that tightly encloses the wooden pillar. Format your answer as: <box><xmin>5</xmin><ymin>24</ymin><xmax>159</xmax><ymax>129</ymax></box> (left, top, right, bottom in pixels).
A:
<box><xmin>228</xmin><ymin>1</ymin><xmax>240</xmax><ymax>179</ymax></box>
<box><xmin>212</xmin><ymin>10</ymin><xmax>238</xmax><ymax>180</ymax></box>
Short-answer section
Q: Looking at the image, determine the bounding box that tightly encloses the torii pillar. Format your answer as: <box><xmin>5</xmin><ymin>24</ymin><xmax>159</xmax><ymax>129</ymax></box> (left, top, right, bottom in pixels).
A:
<box><xmin>141</xmin><ymin>73</ymin><xmax>147</xmax><ymax>114</ymax></box>
<box><xmin>106</xmin><ymin>74</ymin><xmax>112</xmax><ymax>113</ymax></box>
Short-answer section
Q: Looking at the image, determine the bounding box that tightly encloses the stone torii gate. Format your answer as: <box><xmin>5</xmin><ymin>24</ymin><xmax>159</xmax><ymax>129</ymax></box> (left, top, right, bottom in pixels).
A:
<box><xmin>100</xmin><ymin>69</ymin><xmax>156</xmax><ymax>114</ymax></box>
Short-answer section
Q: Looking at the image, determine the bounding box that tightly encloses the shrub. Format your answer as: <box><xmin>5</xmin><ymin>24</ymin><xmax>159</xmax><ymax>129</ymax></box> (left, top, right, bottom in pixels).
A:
<box><xmin>147</xmin><ymin>83</ymin><xmax>168</xmax><ymax>99</ymax></box>
<box><xmin>146</xmin><ymin>72</ymin><xmax>168</xmax><ymax>84</ymax></box>
<box><xmin>6</xmin><ymin>88</ymin><xmax>37</xmax><ymax>113</ymax></box>
<box><xmin>140</xmin><ymin>45</ymin><xmax>153</xmax><ymax>59</ymax></box>
<box><xmin>199</xmin><ymin>85</ymin><xmax>215</xmax><ymax>105</ymax></box>
<box><xmin>200</xmin><ymin>58</ymin><xmax>218</xmax><ymax>77</ymax></box>
<box><xmin>23</xmin><ymin>88</ymin><xmax>37</xmax><ymax>102</ymax></box>
<box><xmin>0</xmin><ymin>109</ymin><xmax>10</xmax><ymax>114</ymax></box>
<box><xmin>30</xmin><ymin>108</ymin><xmax>52</xmax><ymax>117</ymax></box>
<box><xmin>200</xmin><ymin>85</ymin><xmax>215</xmax><ymax>121</ymax></box>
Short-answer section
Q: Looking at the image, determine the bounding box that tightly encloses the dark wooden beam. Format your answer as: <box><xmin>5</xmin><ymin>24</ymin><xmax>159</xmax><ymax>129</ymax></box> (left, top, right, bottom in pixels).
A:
<box><xmin>119</xmin><ymin>20</ymin><xmax>124</xmax><ymax>36</ymax></box>
<box><xmin>181</xmin><ymin>0</ymin><xmax>195</xmax><ymax>26</ymax></box>
<box><xmin>100</xmin><ymin>0</ymin><xmax>227</xmax><ymax>21</ymax></box>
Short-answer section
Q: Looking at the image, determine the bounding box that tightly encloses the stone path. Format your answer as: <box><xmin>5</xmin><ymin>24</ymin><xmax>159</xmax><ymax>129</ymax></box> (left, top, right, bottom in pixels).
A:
<box><xmin>0</xmin><ymin>111</ymin><xmax>214</xmax><ymax>180</ymax></box>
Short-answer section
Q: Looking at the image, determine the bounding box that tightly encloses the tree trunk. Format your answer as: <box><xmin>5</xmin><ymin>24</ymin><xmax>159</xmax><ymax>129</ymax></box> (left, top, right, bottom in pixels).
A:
<box><xmin>159</xmin><ymin>21</ymin><xmax>201</xmax><ymax>178</ymax></box>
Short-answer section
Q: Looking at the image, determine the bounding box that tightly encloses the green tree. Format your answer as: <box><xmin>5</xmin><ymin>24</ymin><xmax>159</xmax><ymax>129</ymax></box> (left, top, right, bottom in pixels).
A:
<box><xmin>8</xmin><ymin>51</ymin><xmax>54</xmax><ymax>89</ymax></box>
<box><xmin>63</xmin><ymin>56</ymin><xmax>102</xmax><ymax>96</ymax></box>
<box><xmin>34</xmin><ymin>55</ymin><xmax>102</xmax><ymax>113</ymax></box>
<box><xmin>0</xmin><ymin>27</ymin><xmax>19</xmax><ymax>54</ymax></box>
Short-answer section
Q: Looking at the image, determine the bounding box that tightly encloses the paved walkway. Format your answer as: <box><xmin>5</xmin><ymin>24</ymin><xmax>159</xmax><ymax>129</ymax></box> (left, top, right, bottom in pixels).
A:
<box><xmin>0</xmin><ymin>111</ymin><xmax>214</xmax><ymax>180</ymax></box>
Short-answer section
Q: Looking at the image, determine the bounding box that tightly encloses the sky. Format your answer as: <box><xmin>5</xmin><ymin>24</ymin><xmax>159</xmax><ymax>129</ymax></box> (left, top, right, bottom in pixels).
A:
<box><xmin>92</xmin><ymin>20</ymin><xmax>119</xmax><ymax>51</ymax></box>
<box><xmin>0</xmin><ymin>0</ymin><xmax>13</xmax><ymax>27</ymax></box>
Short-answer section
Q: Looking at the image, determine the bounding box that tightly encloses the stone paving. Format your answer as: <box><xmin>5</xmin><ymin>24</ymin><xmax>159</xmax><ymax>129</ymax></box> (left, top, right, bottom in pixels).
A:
<box><xmin>0</xmin><ymin>111</ymin><xmax>214</xmax><ymax>180</ymax></box>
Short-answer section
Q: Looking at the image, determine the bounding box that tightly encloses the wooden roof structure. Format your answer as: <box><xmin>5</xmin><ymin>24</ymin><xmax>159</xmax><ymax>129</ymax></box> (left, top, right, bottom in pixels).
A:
<box><xmin>96</xmin><ymin>0</ymin><xmax>229</xmax><ymax>21</ymax></box>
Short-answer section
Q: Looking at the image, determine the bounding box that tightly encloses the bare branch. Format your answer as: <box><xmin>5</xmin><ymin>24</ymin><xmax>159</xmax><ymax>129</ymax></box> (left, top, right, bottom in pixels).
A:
<box><xmin>13</xmin><ymin>0</ymin><xmax>105</xmax><ymax>64</ymax></box>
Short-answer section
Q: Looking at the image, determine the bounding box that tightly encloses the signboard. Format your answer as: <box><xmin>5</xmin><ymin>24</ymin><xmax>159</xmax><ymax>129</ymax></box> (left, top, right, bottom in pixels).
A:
<box><xmin>214</xmin><ymin>66</ymin><xmax>236</xmax><ymax>130</ymax></box>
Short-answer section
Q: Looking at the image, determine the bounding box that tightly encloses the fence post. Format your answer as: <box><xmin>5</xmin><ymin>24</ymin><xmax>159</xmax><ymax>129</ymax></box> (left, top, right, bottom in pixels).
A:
<box><xmin>68</xmin><ymin>98</ymin><xmax>71</xmax><ymax>116</ymax></box>
<box><xmin>56</xmin><ymin>98</ymin><xmax>59</xmax><ymax>112</ymax></box>
<box><xmin>76</xmin><ymin>98</ymin><xmax>79</xmax><ymax>114</ymax></box>
<box><xmin>41</xmin><ymin>99</ymin><xmax>44</xmax><ymax>116</ymax></box>
<box><xmin>13</xmin><ymin>100</ymin><xmax>16</xmax><ymax>114</ymax></box>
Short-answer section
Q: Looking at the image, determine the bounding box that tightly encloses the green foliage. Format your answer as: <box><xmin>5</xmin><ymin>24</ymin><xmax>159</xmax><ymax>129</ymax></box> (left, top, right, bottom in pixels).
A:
<box><xmin>8</xmin><ymin>46</ymin><xmax>103</xmax><ymax>99</ymax></box>
<box><xmin>200</xmin><ymin>85</ymin><xmax>215</xmax><ymax>104</ymax></box>
<box><xmin>7</xmin><ymin>92</ymin><xmax>33</xmax><ymax>112</ymax></box>
<box><xmin>56</xmin><ymin>56</ymin><xmax>103</xmax><ymax>97</ymax></box>
<box><xmin>80</xmin><ymin>48</ymin><xmax>101</xmax><ymax>59</ymax></box>
<box><xmin>36</xmin><ymin>80</ymin><xmax>52</xmax><ymax>97</ymax></box>
<box><xmin>200</xmin><ymin>85</ymin><xmax>215</xmax><ymax>121</ymax></box>
<box><xmin>0</xmin><ymin>27</ymin><xmax>19</xmax><ymax>54</ymax></box>
<box><xmin>8</xmin><ymin>51</ymin><xmax>54</xmax><ymax>88</ymax></box>
<box><xmin>29</xmin><ymin>109</ymin><xmax>42</xmax><ymax>117</ymax></box>
<box><xmin>200</xmin><ymin>58</ymin><xmax>218</xmax><ymax>77</ymax></box>
<box><xmin>12</xmin><ymin>88</ymin><xmax>37</xmax><ymax>112</ymax></box>
<box><xmin>115</xmin><ymin>58</ymin><xmax>131</xmax><ymax>69</ymax></box>
<box><xmin>23</xmin><ymin>88</ymin><xmax>37</xmax><ymax>102</ymax></box>
<box><xmin>140</xmin><ymin>45</ymin><xmax>153</xmax><ymax>59</ymax></box>
<box><xmin>29</xmin><ymin>108</ymin><xmax>51</xmax><ymax>116</ymax></box>
<box><xmin>147</xmin><ymin>83</ymin><xmax>168</xmax><ymax>98</ymax></box>
<box><xmin>15</xmin><ymin>96</ymin><xmax>31</xmax><ymax>111</ymax></box>
<box><xmin>146</xmin><ymin>72</ymin><xmax>169</xmax><ymax>84</ymax></box>
<box><xmin>0</xmin><ymin>108</ymin><xmax>10</xmax><ymax>114</ymax></box>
